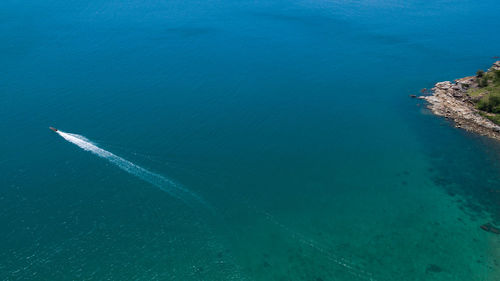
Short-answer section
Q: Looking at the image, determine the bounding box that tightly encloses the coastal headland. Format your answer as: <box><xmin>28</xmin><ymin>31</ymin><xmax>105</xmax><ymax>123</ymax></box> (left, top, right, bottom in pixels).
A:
<box><xmin>420</xmin><ymin>61</ymin><xmax>500</xmax><ymax>141</ymax></box>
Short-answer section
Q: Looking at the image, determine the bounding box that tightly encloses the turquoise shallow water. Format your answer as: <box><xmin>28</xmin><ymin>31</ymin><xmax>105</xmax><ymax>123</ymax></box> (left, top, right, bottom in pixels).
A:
<box><xmin>1</xmin><ymin>0</ymin><xmax>500</xmax><ymax>280</ymax></box>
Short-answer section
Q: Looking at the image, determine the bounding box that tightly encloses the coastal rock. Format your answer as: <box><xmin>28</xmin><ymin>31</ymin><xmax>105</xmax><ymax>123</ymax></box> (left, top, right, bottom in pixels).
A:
<box><xmin>434</xmin><ymin>81</ymin><xmax>452</xmax><ymax>90</ymax></box>
<box><xmin>451</xmin><ymin>91</ymin><xmax>463</xmax><ymax>98</ymax></box>
<box><xmin>419</xmin><ymin>61</ymin><xmax>500</xmax><ymax>142</ymax></box>
<box><xmin>491</xmin><ymin>61</ymin><xmax>500</xmax><ymax>71</ymax></box>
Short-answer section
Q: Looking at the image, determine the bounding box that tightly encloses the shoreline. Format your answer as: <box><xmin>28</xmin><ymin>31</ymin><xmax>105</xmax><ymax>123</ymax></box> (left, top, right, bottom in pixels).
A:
<box><xmin>419</xmin><ymin>61</ymin><xmax>500</xmax><ymax>141</ymax></box>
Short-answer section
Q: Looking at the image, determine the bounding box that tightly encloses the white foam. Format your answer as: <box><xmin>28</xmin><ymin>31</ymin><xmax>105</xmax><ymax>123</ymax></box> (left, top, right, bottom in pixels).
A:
<box><xmin>56</xmin><ymin>130</ymin><xmax>210</xmax><ymax>209</ymax></box>
<box><xmin>258</xmin><ymin>208</ymin><xmax>377</xmax><ymax>281</ymax></box>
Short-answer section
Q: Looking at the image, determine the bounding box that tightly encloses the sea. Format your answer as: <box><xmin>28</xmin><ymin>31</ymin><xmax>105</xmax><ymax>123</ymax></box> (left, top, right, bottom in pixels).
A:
<box><xmin>1</xmin><ymin>0</ymin><xmax>500</xmax><ymax>280</ymax></box>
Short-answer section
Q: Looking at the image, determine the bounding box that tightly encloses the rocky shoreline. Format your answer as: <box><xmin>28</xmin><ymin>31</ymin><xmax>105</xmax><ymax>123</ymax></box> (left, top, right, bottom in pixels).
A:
<box><xmin>419</xmin><ymin>61</ymin><xmax>500</xmax><ymax>141</ymax></box>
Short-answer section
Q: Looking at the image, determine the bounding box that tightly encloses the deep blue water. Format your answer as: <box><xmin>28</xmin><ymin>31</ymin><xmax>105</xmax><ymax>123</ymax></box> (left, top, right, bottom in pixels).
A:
<box><xmin>1</xmin><ymin>0</ymin><xmax>500</xmax><ymax>280</ymax></box>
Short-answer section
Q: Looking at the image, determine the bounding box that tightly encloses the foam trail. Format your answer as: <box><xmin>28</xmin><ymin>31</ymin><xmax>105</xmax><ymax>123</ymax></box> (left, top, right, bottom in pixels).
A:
<box><xmin>241</xmin><ymin>201</ymin><xmax>377</xmax><ymax>281</ymax></box>
<box><xmin>56</xmin><ymin>130</ymin><xmax>211</xmax><ymax>209</ymax></box>
<box><xmin>259</xmin><ymin>210</ymin><xmax>376</xmax><ymax>281</ymax></box>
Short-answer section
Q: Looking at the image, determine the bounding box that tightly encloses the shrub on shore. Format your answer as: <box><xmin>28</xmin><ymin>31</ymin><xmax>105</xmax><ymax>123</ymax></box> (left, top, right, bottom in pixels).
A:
<box><xmin>471</xmin><ymin>69</ymin><xmax>500</xmax><ymax>123</ymax></box>
<box><xmin>493</xmin><ymin>70</ymin><xmax>500</xmax><ymax>82</ymax></box>
<box><xmin>478</xmin><ymin>77</ymin><xmax>489</xmax><ymax>87</ymax></box>
<box><xmin>478</xmin><ymin>94</ymin><xmax>500</xmax><ymax>113</ymax></box>
<box><xmin>467</xmin><ymin>68</ymin><xmax>500</xmax><ymax>125</ymax></box>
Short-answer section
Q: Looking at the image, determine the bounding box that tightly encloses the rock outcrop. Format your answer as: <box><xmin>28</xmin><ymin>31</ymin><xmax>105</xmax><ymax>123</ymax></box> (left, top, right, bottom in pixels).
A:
<box><xmin>491</xmin><ymin>60</ymin><xmax>500</xmax><ymax>71</ymax></box>
<box><xmin>480</xmin><ymin>223</ymin><xmax>500</xmax><ymax>234</ymax></box>
<box><xmin>420</xmin><ymin>61</ymin><xmax>500</xmax><ymax>141</ymax></box>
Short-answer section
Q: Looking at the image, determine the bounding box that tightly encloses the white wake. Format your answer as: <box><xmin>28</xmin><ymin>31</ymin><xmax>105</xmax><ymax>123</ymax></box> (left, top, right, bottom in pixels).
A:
<box><xmin>56</xmin><ymin>130</ymin><xmax>210</xmax><ymax>209</ymax></box>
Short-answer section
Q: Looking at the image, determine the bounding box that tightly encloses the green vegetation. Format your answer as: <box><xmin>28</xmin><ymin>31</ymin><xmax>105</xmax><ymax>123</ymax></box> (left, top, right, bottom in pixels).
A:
<box><xmin>470</xmin><ymin>69</ymin><xmax>500</xmax><ymax>124</ymax></box>
<box><xmin>479</xmin><ymin>111</ymin><xmax>500</xmax><ymax>125</ymax></box>
<box><xmin>477</xmin><ymin>95</ymin><xmax>500</xmax><ymax>113</ymax></box>
<box><xmin>478</xmin><ymin>77</ymin><xmax>489</xmax><ymax>87</ymax></box>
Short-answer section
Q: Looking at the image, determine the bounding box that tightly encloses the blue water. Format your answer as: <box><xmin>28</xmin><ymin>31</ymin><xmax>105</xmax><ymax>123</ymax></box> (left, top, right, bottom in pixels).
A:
<box><xmin>1</xmin><ymin>0</ymin><xmax>500</xmax><ymax>280</ymax></box>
